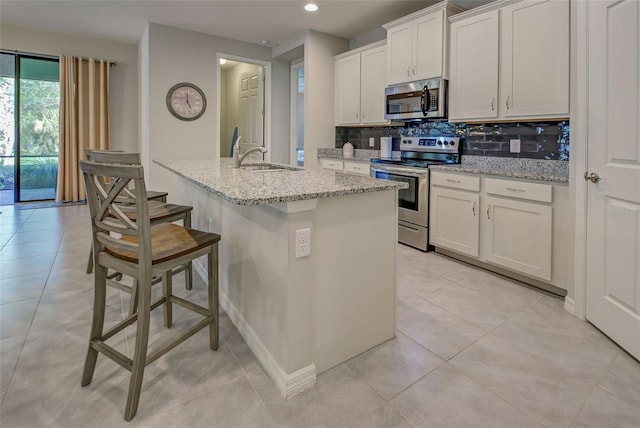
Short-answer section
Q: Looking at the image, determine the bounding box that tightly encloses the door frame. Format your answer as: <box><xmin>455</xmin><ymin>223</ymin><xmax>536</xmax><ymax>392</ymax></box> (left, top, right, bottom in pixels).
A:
<box><xmin>216</xmin><ymin>53</ymin><xmax>271</xmax><ymax>162</ymax></box>
<box><xmin>570</xmin><ymin>0</ymin><xmax>589</xmax><ymax>320</ymax></box>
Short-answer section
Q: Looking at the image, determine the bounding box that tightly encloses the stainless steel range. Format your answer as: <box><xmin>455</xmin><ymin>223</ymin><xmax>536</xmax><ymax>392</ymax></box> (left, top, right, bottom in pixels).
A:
<box><xmin>370</xmin><ymin>136</ymin><xmax>461</xmax><ymax>251</ymax></box>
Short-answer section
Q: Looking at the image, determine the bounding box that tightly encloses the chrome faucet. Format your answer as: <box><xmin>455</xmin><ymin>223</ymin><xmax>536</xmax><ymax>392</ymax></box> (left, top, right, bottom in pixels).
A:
<box><xmin>232</xmin><ymin>135</ymin><xmax>268</xmax><ymax>168</ymax></box>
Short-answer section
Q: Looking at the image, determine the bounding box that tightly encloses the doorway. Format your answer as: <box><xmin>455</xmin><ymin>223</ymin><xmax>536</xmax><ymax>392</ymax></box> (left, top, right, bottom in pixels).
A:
<box><xmin>219</xmin><ymin>58</ymin><xmax>266</xmax><ymax>162</ymax></box>
<box><xmin>290</xmin><ymin>60</ymin><xmax>304</xmax><ymax>166</ymax></box>
<box><xmin>0</xmin><ymin>52</ymin><xmax>60</xmax><ymax>205</ymax></box>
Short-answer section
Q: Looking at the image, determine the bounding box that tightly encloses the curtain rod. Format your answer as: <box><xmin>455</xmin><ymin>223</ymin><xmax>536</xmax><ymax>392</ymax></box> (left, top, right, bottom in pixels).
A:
<box><xmin>0</xmin><ymin>49</ymin><xmax>117</xmax><ymax>66</ymax></box>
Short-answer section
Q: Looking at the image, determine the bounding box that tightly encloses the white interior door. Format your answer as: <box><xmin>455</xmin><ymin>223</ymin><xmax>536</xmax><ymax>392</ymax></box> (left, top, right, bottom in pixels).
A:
<box><xmin>585</xmin><ymin>0</ymin><xmax>640</xmax><ymax>360</ymax></box>
<box><xmin>239</xmin><ymin>67</ymin><xmax>264</xmax><ymax>161</ymax></box>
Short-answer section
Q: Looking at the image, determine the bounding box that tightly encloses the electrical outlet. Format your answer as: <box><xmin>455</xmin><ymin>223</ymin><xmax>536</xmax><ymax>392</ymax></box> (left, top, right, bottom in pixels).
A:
<box><xmin>295</xmin><ymin>228</ymin><xmax>311</xmax><ymax>258</ymax></box>
<box><xmin>510</xmin><ymin>139</ymin><xmax>521</xmax><ymax>153</ymax></box>
<box><xmin>369</xmin><ymin>137</ymin><xmax>375</xmax><ymax>147</ymax></box>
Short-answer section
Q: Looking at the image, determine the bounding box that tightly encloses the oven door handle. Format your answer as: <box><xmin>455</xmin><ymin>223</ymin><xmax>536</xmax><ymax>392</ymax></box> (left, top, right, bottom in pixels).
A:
<box><xmin>370</xmin><ymin>166</ymin><xmax>428</xmax><ymax>178</ymax></box>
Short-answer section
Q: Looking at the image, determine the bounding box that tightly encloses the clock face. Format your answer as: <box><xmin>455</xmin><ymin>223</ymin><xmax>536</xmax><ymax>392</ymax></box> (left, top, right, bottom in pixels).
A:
<box><xmin>166</xmin><ymin>83</ymin><xmax>207</xmax><ymax>121</ymax></box>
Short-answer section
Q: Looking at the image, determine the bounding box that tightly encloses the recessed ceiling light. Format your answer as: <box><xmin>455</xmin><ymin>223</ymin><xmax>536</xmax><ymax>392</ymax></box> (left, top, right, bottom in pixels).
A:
<box><xmin>305</xmin><ymin>3</ymin><xmax>318</xmax><ymax>12</ymax></box>
<box><xmin>219</xmin><ymin>58</ymin><xmax>227</xmax><ymax>65</ymax></box>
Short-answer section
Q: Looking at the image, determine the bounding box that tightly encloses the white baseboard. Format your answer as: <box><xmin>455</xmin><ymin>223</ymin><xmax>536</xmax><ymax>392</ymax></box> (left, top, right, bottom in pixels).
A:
<box><xmin>564</xmin><ymin>296</ymin><xmax>576</xmax><ymax>316</ymax></box>
<box><xmin>192</xmin><ymin>260</ymin><xmax>316</xmax><ymax>398</ymax></box>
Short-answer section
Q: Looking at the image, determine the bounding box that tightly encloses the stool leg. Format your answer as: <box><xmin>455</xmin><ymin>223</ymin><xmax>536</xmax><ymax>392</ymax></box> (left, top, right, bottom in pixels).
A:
<box><xmin>86</xmin><ymin>245</ymin><xmax>94</xmax><ymax>274</ymax></box>
<box><xmin>162</xmin><ymin>271</ymin><xmax>173</xmax><ymax>328</ymax></box>
<box><xmin>185</xmin><ymin>212</ymin><xmax>193</xmax><ymax>290</ymax></box>
<box><xmin>128</xmin><ymin>279</ymin><xmax>138</xmax><ymax>317</ymax></box>
<box><xmin>124</xmin><ymin>275</ymin><xmax>151</xmax><ymax>422</ymax></box>
<box><xmin>208</xmin><ymin>244</ymin><xmax>219</xmax><ymax>351</ymax></box>
<box><xmin>82</xmin><ymin>263</ymin><xmax>107</xmax><ymax>386</ymax></box>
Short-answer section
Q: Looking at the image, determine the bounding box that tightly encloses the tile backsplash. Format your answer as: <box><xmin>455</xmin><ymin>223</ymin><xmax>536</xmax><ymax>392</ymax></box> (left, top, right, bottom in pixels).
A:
<box><xmin>335</xmin><ymin>120</ymin><xmax>570</xmax><ymax>161</ymax></box>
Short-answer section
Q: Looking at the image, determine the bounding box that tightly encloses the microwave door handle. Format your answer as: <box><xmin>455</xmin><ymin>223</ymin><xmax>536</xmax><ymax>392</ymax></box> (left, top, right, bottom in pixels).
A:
<box><xmin>421</xmin><ymin>86</ymin><xmax>429</xmax><ymax>116</ymax></box>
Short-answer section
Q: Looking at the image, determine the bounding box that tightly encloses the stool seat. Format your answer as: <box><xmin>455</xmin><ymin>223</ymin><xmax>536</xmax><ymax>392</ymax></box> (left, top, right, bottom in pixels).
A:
<box><xmin>106</xmin><ymin>223</ymin><xmax>220</xmax><ymax>264</ymax></box>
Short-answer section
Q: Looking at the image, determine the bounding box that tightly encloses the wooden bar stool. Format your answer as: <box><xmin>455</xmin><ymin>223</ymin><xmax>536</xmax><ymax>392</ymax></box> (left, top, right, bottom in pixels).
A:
<box><xmin>84</xmin><ymin>150</ymin><xmax>195</xmax><ymax>292</ymax></box>
<box><xmin>79</xmin><ymin>159</ymin><xmax>221</xmax><ymax>421</ymax></box>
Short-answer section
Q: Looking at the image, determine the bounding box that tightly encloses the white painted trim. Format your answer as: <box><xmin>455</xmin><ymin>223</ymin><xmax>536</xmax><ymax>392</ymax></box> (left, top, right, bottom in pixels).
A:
<box><xmin>448</xmin><ymin>0</ymin><xmax>521</xmax><ymax>23</ymax></box>
<box><xmin>192</xmin><ymin>259</ymin><xmax>317</xmax><ymax>398</ymax></box>
<box><xmin>564</xmin><ymin>296</ymin><xmax>576</xmax><ymax>316</ymax></box>
<box><xmin>333</xmin><ymin>40</ymin><xmax>386</xmax><ymax>60</ymax></box>
<box><xmin>571</xmin><ymin>0</ymin><xmax>588</xmax><ymax>320</ymax></box>
<box><xmin>383</xmin><ymin>0</ymin><xmax>467</xmax><ymax>29</ymax></box>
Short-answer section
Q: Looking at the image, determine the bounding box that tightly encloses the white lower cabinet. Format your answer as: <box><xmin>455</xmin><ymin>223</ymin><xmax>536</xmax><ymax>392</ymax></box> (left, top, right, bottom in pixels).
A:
<box><xmin>483</xmin><ymin>196</ymin><xmax>552</xmax><ymax>281</ymax></box>
<box><xmin>430</xmin><ymin>171</ymin><xmax>555</xmax><ymax>284</ymax></box>
<box><xmin>430</xmin><ymin>186</ymin><xmax>479</xmax><ymax>257</ymax></box>
<box><xmin>320</xmin><ymin>158</ymin><xmax>370</xmax><ymax>176</ymax></box>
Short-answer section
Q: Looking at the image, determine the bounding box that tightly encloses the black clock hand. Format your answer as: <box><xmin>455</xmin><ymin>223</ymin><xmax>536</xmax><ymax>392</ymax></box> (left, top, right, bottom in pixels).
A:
<box><xmin>186</xmin><ymin>89</ymin><xmax>191</xmax><ymax>109</ymax></box>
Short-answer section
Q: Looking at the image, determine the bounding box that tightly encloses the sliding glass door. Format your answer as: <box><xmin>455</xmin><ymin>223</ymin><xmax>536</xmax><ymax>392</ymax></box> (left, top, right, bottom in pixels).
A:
<box><xmin>0</xmin><ymin>52</ymin><xmax>59</xmax><ymax>204</ymax></box>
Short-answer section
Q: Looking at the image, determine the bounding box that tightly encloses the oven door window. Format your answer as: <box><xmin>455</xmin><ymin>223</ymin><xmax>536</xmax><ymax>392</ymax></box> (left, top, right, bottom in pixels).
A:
<box><xmin>374</xmin><ymin>171</ymin><xmax>419</xmax><ymax>211</ymax></box>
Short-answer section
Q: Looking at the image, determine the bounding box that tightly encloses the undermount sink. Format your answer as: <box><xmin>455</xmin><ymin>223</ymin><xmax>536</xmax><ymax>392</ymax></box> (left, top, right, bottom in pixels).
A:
<box><xmin>240</xmin><ymin>163</ymin><xmax>302</xmax><ymax>172</ymax></box>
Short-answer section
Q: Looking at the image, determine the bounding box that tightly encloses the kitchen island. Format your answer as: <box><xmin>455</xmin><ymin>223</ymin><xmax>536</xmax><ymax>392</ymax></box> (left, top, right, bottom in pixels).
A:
<box><xmin>155</xmin><ymin>158</ymin><xmax>406</xmax><ymax>398</ymax></box>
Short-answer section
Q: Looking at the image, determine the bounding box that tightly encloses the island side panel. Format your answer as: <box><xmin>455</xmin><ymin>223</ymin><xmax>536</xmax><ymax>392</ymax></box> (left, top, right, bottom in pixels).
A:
<box><xmin>311</xmin><ymin>189</ymin><xmax>398</xmax><ymax>373</ymax></box>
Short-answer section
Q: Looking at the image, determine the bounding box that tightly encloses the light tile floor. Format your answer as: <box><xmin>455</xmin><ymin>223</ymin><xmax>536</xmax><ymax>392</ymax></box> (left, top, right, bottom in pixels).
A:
<box><xmin>1</xmin><ymin>204</ymin><xmax>639</xmax><ymax>427</ymax></box>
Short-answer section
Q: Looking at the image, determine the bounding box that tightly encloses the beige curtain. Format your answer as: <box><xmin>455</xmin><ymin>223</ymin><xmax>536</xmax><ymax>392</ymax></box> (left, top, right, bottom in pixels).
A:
<box><xmin>57</xmin><ymin>55</ymin><xmax>110</xmax><ymax>202</ymax></box>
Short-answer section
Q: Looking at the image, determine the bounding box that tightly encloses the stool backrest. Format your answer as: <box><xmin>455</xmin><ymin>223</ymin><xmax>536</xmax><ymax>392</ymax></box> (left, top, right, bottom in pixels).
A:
<box><xmin>84</xmin><ymin>150</ymin><xmax>143</xmax><ymax>204</ymax></box>
<box><xmin>79</xmin><ymin>159</ymin><xmax>151</xmax><ymax>269</ymax></box>
<box><xmin>86</xmin><ymin>149</ymin><xmax>141</xmax><ymax>165</ymax></box>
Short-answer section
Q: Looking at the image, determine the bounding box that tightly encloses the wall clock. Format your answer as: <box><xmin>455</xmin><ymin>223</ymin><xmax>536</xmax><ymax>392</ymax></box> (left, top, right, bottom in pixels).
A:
<box><xmin>166</xmin><ymin>82</ymin><xmax>207</xmax><ymax>121</ymax></box>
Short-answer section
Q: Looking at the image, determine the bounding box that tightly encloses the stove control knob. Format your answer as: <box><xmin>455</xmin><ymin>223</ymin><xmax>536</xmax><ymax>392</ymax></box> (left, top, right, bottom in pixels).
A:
<box><xmin>443</xmin><ymin>141</ymin><xmax>449</xmax><ymax>146</ymax></box>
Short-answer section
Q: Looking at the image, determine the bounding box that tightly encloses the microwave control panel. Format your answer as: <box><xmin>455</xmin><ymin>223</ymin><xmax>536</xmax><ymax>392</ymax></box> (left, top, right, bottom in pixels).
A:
<box><xmin>399</xmin><ymin>137</ymin><xmax>460</xmax><ymax>153</ymax></box>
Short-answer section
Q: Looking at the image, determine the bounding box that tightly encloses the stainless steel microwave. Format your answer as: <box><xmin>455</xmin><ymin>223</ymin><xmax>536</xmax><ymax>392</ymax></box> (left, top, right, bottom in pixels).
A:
<box><xmin>384</xmin><ymin>78</ymin><xmax>447</xmax><ymax>120</ymax></box>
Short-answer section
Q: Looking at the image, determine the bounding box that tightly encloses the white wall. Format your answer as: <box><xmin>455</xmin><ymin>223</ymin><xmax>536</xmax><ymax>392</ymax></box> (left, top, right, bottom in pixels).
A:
<box><xmin>0</xmin><ymin>23</ymin><xmax>138</xmax><ymax>153</ymax></box>
<box><xmin>140</xmin><ymin>23</ymin><xmax>290</xmax><ymax>197</ymax></box>
<box><xmin>303</xmin><ymin>31</ymin><xmax>348</xmax><ymax>169</ymax></box>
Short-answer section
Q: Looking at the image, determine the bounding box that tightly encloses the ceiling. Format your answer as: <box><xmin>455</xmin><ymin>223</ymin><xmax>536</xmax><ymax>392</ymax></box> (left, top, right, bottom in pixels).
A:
<box><xmin>0</xmin><ymin>0</ymin><xmax>492</xmax><ymax>48</ymax></box>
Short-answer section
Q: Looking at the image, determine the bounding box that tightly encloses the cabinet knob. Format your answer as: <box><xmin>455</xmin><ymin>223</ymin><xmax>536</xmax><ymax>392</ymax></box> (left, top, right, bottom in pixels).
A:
<box><xmin>486</xmin><ymin>205</ymin><xmax>491</xmax><ymax>219</ymax></box>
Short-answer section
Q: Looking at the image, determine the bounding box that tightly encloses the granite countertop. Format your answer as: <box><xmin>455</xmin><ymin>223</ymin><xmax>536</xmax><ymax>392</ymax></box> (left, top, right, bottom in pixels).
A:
<box><xmin>430</xmin><ymin>156</ymin><xmax>569</xmax><ymax>183</ymax></box>
<box><xmin>317</xmin><ymin>148</ymin><xmax>382</xmax><ymax>162</ymax></box>
<box><xmin>155</xmin><ymin>158</ymin><xmax>408</xmax><ymax>206</ymax></box>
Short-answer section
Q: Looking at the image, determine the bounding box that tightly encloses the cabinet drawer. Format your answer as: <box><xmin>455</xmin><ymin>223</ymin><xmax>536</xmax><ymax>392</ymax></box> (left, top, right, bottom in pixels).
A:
<box><xmin>321</xmin><ymin>159</ymin><xmax>344</xmax><ymax>171</ymax></box>
<box><xmin>431</xmin><ymin>171</ymin><xmax>480</xmax><ymax>191</ymax></box>
<box><xmin>485</xmin><ymin>178</ymin><xmax>552</xmax><ymax>203</ymax></box>
<box><xmin>343</xmin><ymin>161</ymin><xmax>369</xmax><ymax>175</ymax></box>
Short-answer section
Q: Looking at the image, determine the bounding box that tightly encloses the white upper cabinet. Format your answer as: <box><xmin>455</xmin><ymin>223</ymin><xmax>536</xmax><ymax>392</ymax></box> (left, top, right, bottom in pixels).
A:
<box><xmin>449</xmin><ymin>10</ymin><xmax>500</xmax><ymax>120</ymax></box>
<box><xmin>448</xmin><ymin>0</ymin><xmax>570</xmax><ymax>122</ymax></box>
<box><xmin>360</xmin><ymin>45</ymin><xmax>388</xmax><ymax>124</ymax></box>
<box><xmin>335</xmin><ymin>53</ymin><xmax>361</xmax><ymax>125</ymax></box>
<box><xmin>384</xmin><ymin>2</ymin><xmax>466</xmax><ymax>85</ymax></box>
<box><xmin>500</xmin><ymin>0</ymin><xmax>570</xmax><ymax>118</ymax></box>
<box><xmin>335</xmin><ymin>42</ymin><xmax>388</xmax><ymax>126</ymax></box>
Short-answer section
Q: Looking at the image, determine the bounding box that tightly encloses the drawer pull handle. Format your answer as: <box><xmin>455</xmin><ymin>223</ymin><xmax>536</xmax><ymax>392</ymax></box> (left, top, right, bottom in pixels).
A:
<box><xmin>487</xmin><ymin>205</ymin><xmax>491</xmax><ymax>220</ymax></box>
<box><xmin>446</xmin><ymin>179</ymin><xmax>461</xmax><ymax>183</ymax></box>
<box><xmin>506</xmin><ymin>187</ymin><xmax>525</xmax><ymax>192</ymax></box>
<box><xmin>491</xmin><ymin>98</ymin><xmax>495</xmax><ymax>111</ymax></box>
<box><xmin>506</xmin><ymin>96</ymin><xmax>510</xmax><ymax>110</ymax></box>
<box><xmin>472</xmin><ymin>201</ymin><xmax>476</xmax><ymax>216</ymax></box>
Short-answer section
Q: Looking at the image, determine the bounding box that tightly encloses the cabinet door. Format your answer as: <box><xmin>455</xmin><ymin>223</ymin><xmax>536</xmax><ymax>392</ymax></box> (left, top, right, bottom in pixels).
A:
<box><xmin>387</xmin><ymin>23</ymin><xmax>414</xmax><ymax>85</ymax></box>
<box><xmin>483</xmin><ymin>196</ymin><xmax>552</xmax><ymax>281</ymax></box>
<box><xmin>413</xmin><ymin>10</ymin><xmax>444</xmax><ymax>80</ymax></box>
<box><xmin>360</xmin><ymin>46</ymin><xmax>388</xmax><ymax>124</ymax></box>
<box><xmin>335</xmin><ymin>53</ymin><xmax>361</xmax><ymax>125</ymax></box>
<box><xmin>449</xmin><ymin>10</ymin><xmax>499</xmax><ymax>121</ymax></box>
<box><xmin>500</xmin><ymin>0</ymin><xmax>569</xmax><ymax>118</ymax></box>
<box><xmin>430</xmin><ymin>187</ymin><xmax>480</xmax><ymax>257</ymax></box>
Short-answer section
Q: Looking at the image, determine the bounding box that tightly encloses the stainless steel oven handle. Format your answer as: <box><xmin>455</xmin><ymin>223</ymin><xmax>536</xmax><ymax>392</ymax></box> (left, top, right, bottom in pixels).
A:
<box><xmin>370</xmin><ymin>166</ymin><xmax>429</xmax><ymax>178</ymax></box>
